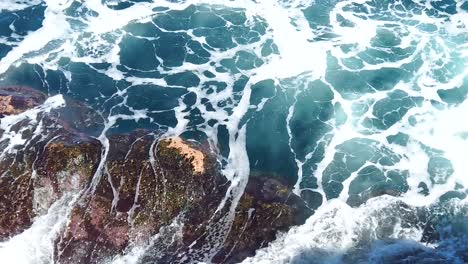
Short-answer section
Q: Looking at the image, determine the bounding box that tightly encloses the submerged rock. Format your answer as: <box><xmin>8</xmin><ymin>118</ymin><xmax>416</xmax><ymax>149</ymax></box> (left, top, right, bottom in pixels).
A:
<box><xmin>0</xmin><ymin>87</ymin><xmax>312</xmax><ymax>263</ymax></box>
<box><xmin>0</xmin><ymin>86</ymin><xmax>46</xmax><ymax>116</ymax></box>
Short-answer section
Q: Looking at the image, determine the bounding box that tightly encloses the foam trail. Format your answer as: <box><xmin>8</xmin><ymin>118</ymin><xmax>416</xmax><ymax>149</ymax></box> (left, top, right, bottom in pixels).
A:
<box><xmin>0</xmin><ymin>193</ymin><xmax>79</xmax><ymax>264</ymax></box>
<box><xmin>0</xmin><ymin>0</ymin><xmax>73</xmax><ymax>75</ymax></box>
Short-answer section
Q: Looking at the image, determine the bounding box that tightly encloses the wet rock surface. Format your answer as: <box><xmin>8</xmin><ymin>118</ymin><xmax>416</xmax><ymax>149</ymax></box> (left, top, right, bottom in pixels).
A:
<box><xmin>0</xmin><ymin>87</ymin><xmax>312</xmax><ymax>263</ymax></box>
<box><xmin>0</xmin><ymin>86</ymin><xmax>47</xmax><ymax>116</ymax></box>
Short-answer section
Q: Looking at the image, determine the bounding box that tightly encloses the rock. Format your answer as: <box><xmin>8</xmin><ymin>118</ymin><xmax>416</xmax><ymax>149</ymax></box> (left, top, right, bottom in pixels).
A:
<box><xmin>0</xmin><ymin>87</ymin><xmax>100</xmax><ymax>239</ymax></box>
<box><xmin>0</xmin><ymin>87</ymin><xmax>312</xmax><ymax>263</ymax></box>
<box><xmin>212</xmin><ymin>177</ymin><xmax>311</xmax><ymax>263</ymax></box>
<box><xmin>33</xmin><ymin>136</ymin><xmax>101</xmax><ymax>212</ymax></box>
<box><xmin>55</xmin><ymin>133</ymin><xmax>228</xmax><ymax>263</ymax></box>
<box><xmin>165</xmin><ymin>137</ymin><xmax>205</xmax><ymax>174</ymax></box>
<box><xmin>53</xmin><ymin>135</ymin><xmax>311</xmax><ymax>263</ymax></box>
<box><xmin>0</xmin><ymin>169</ymin><xmax>34</xmax><ymax>238</ymax></box>
<box><xmin>0</xmin><ymin>86</ymin><xmax>46</xmax><ymax>116</ymax></box>
<box><xmin>0</xmin><ymin>133</ymin><xmax>101</xmax><ymax>239</ymax></box>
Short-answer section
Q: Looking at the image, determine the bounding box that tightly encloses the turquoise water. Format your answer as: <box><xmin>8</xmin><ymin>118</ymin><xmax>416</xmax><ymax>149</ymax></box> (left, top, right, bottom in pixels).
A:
<box><xmin>0</xmin><ymin>0</ymin><xmax>467</xmax><ymax>263</ymax></box>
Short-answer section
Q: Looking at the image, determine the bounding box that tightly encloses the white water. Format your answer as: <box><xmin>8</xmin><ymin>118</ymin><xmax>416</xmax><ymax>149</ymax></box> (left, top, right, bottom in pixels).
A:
<box><xmin>0</xmin><ymin>95</ymin><xmax>65</xmax><ymax>159</ymax></box>
<box><xmin>0</xmin><ymin>193</ymin><xmax>79</xmax><ymax>263</ymax></box>
<box><xmin>242</xmin><ymin>195</ymin><xmax>468</xmax><ymax>264</ymax></box>
<box><xmin>0</xmin><ymin>0</ymin><xmax>42</xmax><ymax>12</ymax></box>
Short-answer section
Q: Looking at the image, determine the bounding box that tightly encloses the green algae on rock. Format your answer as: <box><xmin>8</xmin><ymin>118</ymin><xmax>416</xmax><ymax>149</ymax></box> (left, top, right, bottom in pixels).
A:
<box><xmin>0</xmin><ymin>87</ymin><xmax>312</xmax><ymax>263</ymax></box>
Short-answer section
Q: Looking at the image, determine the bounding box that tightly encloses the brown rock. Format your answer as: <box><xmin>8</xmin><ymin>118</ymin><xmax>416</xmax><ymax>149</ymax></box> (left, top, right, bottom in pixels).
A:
<box><xmin>0</xmin><ymin>87</ymin><xmax>312</xmax><ymax>263</ymax></box>
<box><xmin>165</xmin><ymin>137</ymin><xmax>206</xmax><ymax>174</ymax></box>
<box><xmin>0</xmin><ymin>86</ymin><xmax>46</xmax><ymax>116</ymax></box>
<box><xmin>213</xmin><ymin>177</ymin><xmax>310</xmax><ymax>263</ymax></box>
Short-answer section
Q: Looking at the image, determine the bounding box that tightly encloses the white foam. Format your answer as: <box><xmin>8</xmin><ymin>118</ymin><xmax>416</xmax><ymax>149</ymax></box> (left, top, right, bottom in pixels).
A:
<box><xmin>244</xmin><ymin>0</ymin><xmax>468</xmax><ymax>261</ymax></box>
<box><xmin>242</xmin><ymin>196</ymin><xmax>468</xmax><ymax>264</ymax></box>
<box><xmin>0</xmin><ymin>0</ymin><xmax>73</xmax><ymax>75</ymax></box>
<box><xmin>0</xmin><ymin>95</ymin><xmax>65</xmax><ymax>158</ymax></box>
<box><xmin>0</xmin><ymin>193</ymin><xmax>78</xmax><ymax>264</ymax></box>
<box><xmin>0</xmin><ymin>0</ymin><xmax>42</xmax><ymax>11</ymax></box>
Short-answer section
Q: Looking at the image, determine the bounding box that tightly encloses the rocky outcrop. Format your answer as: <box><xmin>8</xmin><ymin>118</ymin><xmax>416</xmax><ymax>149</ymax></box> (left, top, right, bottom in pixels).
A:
<box><xmin>212</xmin><ymin>177</ymin><xmax>310</xmax><ymax>263</ymax></box>
<box><xmin>53</xmin><ymin>134</ymin><xmax>311</xmax><ymax>263</ymax></box>
<box><xmin>0</xmin><ymin>124</ymin><xmax>101</xmax><ymax>238</ymax></box>
<box><xmin>54</xmin><ymin>133</ymin><xmax>220</xmax><ymax>263</ymax></box>
<box><xmin>0</xmin><ymin>89</ymin><xmax>102</xmax><ymax>239</ymax></box>
<box><xmin>0</xmin><ymin>86</ymin><xmax>46</xmax><ymax>116</ymax></box>
<box><xmin>0</xmin><ymin>86</ymin><xmax>312</xmax><ymax>263</ymax></box>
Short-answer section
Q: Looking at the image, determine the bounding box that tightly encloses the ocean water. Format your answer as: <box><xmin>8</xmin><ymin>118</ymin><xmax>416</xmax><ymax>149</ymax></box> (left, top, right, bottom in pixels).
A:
<box><xmin>0</xmin><ymin>0</ymin><xmax>467</xmax><ymax>263</ymax></box>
